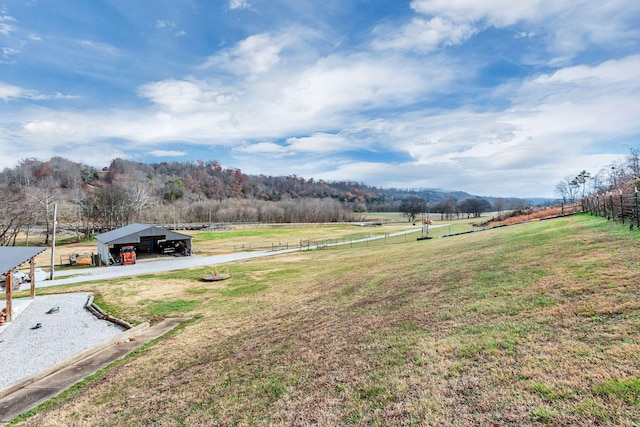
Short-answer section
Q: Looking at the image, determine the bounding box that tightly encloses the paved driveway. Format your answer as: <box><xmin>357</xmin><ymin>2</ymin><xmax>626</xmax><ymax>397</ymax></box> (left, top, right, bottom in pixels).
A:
<box><xmin>41</xmin><ymin>250</ymin><xmax>286</xmax><ymax>288</ymax></box>
<box><xmin>40</xmin><ymin>226</ymin><xmax>439</xmax><ymax>288</ymax></box>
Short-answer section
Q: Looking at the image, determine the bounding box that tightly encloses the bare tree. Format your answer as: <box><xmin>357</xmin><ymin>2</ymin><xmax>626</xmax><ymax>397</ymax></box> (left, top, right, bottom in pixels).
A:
<box><xmin>0</xmin><ymin>185</ymin><xmax>35</xmax><ymax>246</ymax></box>
<box><xmin>625</xmin><ymin>145</ymin><xmax>640</xmax><ymax>176</ymax></box>
<box><xmin>432</xmin><ymin>197</ymin><xmax>457</xmax><ymax>220</ymax></box>
<box><xmin>555</xmin><ymin>181</ymin><xmax>570</xmax><ymax>204</ymax></box>
<box><xmin>457</xmin><ymin>197</ymin><xmax>492</xmax><ymax>218</ymax></box>
<box><xmin>127</xmin><ymin>182</ymin><xmax>154</xmax><ymax>221</ymax></box>
<box><xmin>492</xmin><ymin>198</ymin><xmax>506</xmax><ymax>213</ymax></box>
<box><xmin>399</xmin><ymin>196</ymin><xmax>427</xmax><ymax>222</ymax></box>
<box><xmin>607</xmin><ymin>161</ymin><xmax>626</xmax><ymax>189</ymax></box>
<box><xmin>84</xmin><ymin>184</ymin><xmax>138</xmax><ymax>230</ymax></box>
<box><xmin>29</xmin><ymin>176</ymin><xmax>61</xmax><ymax>245</ymax></box>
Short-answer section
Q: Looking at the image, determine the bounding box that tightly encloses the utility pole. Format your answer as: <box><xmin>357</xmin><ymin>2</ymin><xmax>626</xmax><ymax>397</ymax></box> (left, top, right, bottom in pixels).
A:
<box><xmin>50</xmin><ymin>203</ymin><xmax>57</xmax><ymax>280</ymax></box>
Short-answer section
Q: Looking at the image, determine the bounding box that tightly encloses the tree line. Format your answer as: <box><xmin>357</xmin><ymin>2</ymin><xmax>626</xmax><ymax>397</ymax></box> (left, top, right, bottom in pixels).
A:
<box><xmin>555</xmin><ymin>146</ymin><xmax>640</xmax><ymax>205</ymax></box>
<box><xmin>398</xmin><ymin>195</ymin><xmax>529</xmax><ymax>222</ymax></box>
<box><xmin>0</xmin><ymin>156</ymin><xmax>531</xmax><ymax>245</ymax></box>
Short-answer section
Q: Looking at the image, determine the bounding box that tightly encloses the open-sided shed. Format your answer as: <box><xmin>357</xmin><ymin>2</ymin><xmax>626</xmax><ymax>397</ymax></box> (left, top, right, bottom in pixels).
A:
<box><xmin>96</xmin><ymin>223</ymin><xmax>192</xmax><ymax>265</ymax></box>
<box><xmin>1</xmin><ymin>247</ymin><xmax>48</xmax><ymax>322</ymax></box>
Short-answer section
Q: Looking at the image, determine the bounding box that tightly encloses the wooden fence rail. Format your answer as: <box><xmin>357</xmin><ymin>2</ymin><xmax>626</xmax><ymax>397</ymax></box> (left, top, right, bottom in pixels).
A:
<box><xmin>582</xmin><ymin>190</ymin><xmax>640</xmax><ymax>229</ymax></box>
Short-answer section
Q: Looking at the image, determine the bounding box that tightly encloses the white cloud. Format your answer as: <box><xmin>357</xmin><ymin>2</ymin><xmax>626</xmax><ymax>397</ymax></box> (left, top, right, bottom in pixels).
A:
<box><xmin>0</xmin><ymin>140</ymin><xmax>129</xmax><ymax>171</ymax></box>
<box><xmin>510</xmin><ymin>56</ymin><xmax>640</xmax><ymax>139</ymax></box>
<box><xmin>0</xmin><ymin>22</ymin><xmax>14</xmax><ymax>36</ymax></box>
<box><xmin>155</xmin><ymin>20</ymin><xmax>185</xmax><ymax>36</ymax></box>
<box><xmin>0</xmin><ymin>14</ymin><xmax>17</xmax><ymax>36</ymax></box>
<box><xmin>136</xmin><ymin>27</ymin><xmax>455</xmax><ymax>143</ymax></box>
<box><xmin>1</xmin><ymin>47</ymin><xmax>19</xmax><ymax>62</ymax></box>
<box><xmin>286</xmin><ymin>133</ymin><xmax>352</xmax><ymax>153</ymax></box>
<box><xmin>0</xmin><ymin>83</ymin><xmax>78</xmax><ymax>101</ymax></box>
<box><xmin>77</xmin><ymin>40</ymin><xmax>120</xmax><ymax>56</ymax></box>
<box><xmin>378</xmin><ymin>0</ymin><xmax>640</xmax><ymax>59</ymax></box>
<box><xmin>514</xmin><ymin>31</ymin><xmax>535</xmax><ymax>39</ymax></box>
<box><xmin>201</xmin><ymin>26</ymin><xmax>323</xmax><ymax>77</ymax></box>
<box><xmin>147</xmin><ymin>150</ymin><xmax>187</xmax><ymax>157</ymax></box>
<box><xmin>234</xmin><ymin>142</ymin><xmax>287</xmax><ymax>155</ymax></box>
<box><xmin>228</xmin><ymin>0</ymin><xmax>254</xmax><ymax>10</ymax></box>
<box><xmin>373</xmin><ymin>16</ymin><xmax>476</xmax><ymax>52</ymax></box>
<box><xmin>410</xmin><ymin>0</ymin><xmax>546</xmax><ymax>26</ymax></box>
<box><xmin>156</xmin><ymin>20</ymin><xmax>176</xmax><ymax>30</ymax></box>
<box><xmin>280</xmin><ymin>53</ymin><xmax>451</xmax><ymax>114</ymax></box>
<box><xmin>532</xmin><ymin>55</ymin><xmax>640</xmax><ymax>85</ymax></box>
<box><xmin>202</xmin><ymin>32</ymin><xmax>285</xmax><ymax>75</ymax></box>
<box><xmin>0</xmin><ymin>83</ymin><xmax>23</xmax><ymax>100</ymax></box>
<box><xmin>138</xmin><ymin>79</ymin><xmax>236</xmax><ymax>113</ymax></box>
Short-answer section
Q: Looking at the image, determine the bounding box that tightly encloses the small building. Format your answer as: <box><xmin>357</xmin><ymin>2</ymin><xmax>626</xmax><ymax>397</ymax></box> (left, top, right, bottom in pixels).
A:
<box><xmin>96</xmin><ymin>223</ymin><xmax>192</xmax><ymax>265</ymax></box>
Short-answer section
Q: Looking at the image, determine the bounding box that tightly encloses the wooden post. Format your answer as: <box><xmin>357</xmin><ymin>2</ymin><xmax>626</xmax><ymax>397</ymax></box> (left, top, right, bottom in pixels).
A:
<box><xmin>5</xmin><ymin>272</ymin><xmax>12</xmax><ymax>322</ymax></box>
<box><xmin>50</xmin><ymin>203</ymin><xmax>57</xmax><ymax>280</ymax></box>
<box><xmin>609</xmin><ymin>193</ymin><xmax>614</xmax><ymax>220</ymax></box>
<box><xmin>30</xmin><ymin>258</ymin><xmax>36</xmax><ymax>299</ymax></box>
<box><xmin>633</xmin><ymin>187</ymin><xmax>640</xmax><ymax>228</ymax></box>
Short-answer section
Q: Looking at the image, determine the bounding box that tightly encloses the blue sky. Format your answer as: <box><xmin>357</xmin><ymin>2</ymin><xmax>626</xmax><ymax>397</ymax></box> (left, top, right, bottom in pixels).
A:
<box><xmin>1</xmin><ymin>0</ymin><xmax>639</xmax><ymax>198</ymax></box>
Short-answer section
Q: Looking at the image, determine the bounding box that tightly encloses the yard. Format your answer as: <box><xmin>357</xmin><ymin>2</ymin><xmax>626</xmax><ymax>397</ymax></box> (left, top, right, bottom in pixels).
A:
<box><xmin>12</xmin><ymin>214</ymin><xmax>640</xmax><ymax>426</ymax></box>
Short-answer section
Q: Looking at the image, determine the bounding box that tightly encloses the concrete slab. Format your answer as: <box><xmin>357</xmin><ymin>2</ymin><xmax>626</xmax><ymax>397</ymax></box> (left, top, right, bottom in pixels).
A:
<box><xmin>0</xmin><ymin>388</ymin><xmax>55</xmax><ymax>419</ymax></box>
<box><xmin>0</xmin><ymin>298</ymin><xmax>34</xmax><ymax>334</ymax></box>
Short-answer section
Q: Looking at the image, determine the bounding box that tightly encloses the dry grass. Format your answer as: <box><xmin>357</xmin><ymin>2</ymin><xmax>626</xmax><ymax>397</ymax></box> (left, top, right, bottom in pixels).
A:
<box><xmin>188</xmin><ymin>223</ymin><xmax>422</xmax><ymax>255</ymax></box>
<box><xmin>482</xmin><ymin>205</ymin><xmax>581</xmax><ymax>227</ymax></box>
<box><xmin>12</xmin><ymin>214</ymin><xmax>640</xmax><ymax>426</ymax></box>
<box><xmin>17</xmin><ymin>223</ymin><xmax>420</xmax><ymax>271</ymax></box>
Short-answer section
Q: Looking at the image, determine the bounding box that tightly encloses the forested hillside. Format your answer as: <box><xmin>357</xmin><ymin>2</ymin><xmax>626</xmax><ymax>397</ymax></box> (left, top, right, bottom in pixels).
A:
<box><xmin>0</xmin><ymin>157</ymin><xmax>528</xmax><ymax>245</ymax></box>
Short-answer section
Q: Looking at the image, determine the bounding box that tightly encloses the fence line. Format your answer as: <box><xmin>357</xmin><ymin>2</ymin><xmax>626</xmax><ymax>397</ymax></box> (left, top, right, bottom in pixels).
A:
<box><xmin>227</xmin><ymin>229</ymin><xmax>421</xmax><ymax>253</ymax></box>
<box><xmin>582</xmin><ymin>190</ymin><xmax>640</xmax><ymax>229</ymax></box>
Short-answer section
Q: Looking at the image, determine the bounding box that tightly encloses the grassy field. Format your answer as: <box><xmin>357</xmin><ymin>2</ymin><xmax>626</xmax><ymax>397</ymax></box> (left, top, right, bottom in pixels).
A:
<box><xmin>11</xmin><ymin>214</ymin><xmax>640</xmax><ymax>426</ymax></box>
<box><xmin>27</xmin><ymin>219</ymin><xmax>476</xmax><ymax>268</ymax></box>
<box><xmin>25</xmin><ymin>223</ymin><xmax>415</xmax><ymax>267</ymax></box>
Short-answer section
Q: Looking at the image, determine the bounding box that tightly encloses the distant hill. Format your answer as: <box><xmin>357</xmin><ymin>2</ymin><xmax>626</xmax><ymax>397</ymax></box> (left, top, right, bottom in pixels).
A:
<box><xmin>0</xmin><ymin>157</ymin><xmax>538</xmax><ymax>209</ymax></box>
<box><xmin>0</xmin><ymin>156</ymin><xmax>539</xmax><ymax>233</ymax></box>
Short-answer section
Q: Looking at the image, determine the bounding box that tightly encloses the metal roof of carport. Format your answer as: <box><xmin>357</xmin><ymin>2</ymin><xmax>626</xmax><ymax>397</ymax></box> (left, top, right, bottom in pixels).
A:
<box><xmin>1</xmin><ymin>246</ymin><xmax>48</xmax><ymax>322</ymax></box>
<box><xmin>96</xmin><ymin>223</ymin><xmax>192</xmax><ymax>245</ymax></box>
<box><xmin>0</xmin><ymin>247</ymin><xmax>47</xmax><ymax>275</ymax></box>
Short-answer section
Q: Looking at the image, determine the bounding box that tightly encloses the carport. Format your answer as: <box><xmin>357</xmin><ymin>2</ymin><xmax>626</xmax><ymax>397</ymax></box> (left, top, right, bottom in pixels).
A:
<box><xmin>96</xmin><ymin>223</ymin><xmax>192</xmax><ymax>265</ymax></box>
<box><xmin>1</xmin><ymin>247</ymin><xmax>48</xmax><ymax>322</ymax></box>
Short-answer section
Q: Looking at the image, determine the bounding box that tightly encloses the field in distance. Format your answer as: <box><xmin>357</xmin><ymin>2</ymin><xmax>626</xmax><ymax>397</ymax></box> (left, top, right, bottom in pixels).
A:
<box><xmin>29</xmin><ymin>217</ymin><xmax>476</xmax><ymax>268</ymax></box>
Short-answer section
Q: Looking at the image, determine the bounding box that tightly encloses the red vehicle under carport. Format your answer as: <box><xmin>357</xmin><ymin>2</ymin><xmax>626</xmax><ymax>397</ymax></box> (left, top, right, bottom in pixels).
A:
<box><xmin>96</xmin><ymin>224</ymin><xmax>192</xmax><ymax>266</ymax></box>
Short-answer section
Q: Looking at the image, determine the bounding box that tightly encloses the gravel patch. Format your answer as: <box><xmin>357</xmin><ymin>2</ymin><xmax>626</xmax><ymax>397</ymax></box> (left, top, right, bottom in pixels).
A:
<box><xmin>0</xmin><ymin>293</ymin><xmax>125</xmax><ymax>389</ymax></box>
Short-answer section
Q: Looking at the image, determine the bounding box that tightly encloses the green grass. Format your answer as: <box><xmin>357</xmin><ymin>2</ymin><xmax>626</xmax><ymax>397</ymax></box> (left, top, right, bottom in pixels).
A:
<box><xmin>594</xmin><ymin>378</ymin><xmax>640</xmax><ymax>405</ymax></box>
<box><xmin>193</xmin><ymin>227</ymin><xmax>303</xmax><ymax>241</ymax></box>
<box><xmin>14</xmin><ymin>213</ymin><xmax>640</xmax><ymax>426</ymax></box>
<box><xmin>533</xmin><ymin>382</ymin><xmax>577</xmax><ymax>402</ymax></box>
<box><xmin>219</xmin><ymin>282</ymin><xmax>268</xmax><ymax>297</ymax></box>
<box><xmin>136</xmin><ymin>299</ymin><xmax>200</xmax><ymax>316</ymax></box>
<box><xmin>92</xmin><ymin>293</ymin><xmax>124</xmax><ymax>316</ymax></box>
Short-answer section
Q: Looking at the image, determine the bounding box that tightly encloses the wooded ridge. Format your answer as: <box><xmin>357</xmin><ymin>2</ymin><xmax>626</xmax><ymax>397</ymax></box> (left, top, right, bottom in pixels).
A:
<box><xmin>0</xmin><ymin>156</ymin><xmax>530</xmax><ymax>245</ymax></box>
